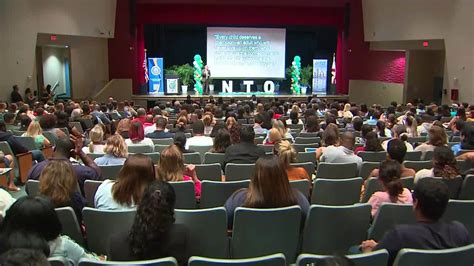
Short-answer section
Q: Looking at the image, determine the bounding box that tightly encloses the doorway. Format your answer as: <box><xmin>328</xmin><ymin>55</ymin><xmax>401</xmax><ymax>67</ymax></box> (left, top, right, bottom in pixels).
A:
<box><xmin>35</xmin><ymin>45</ymin><xmax>72</xmax><ymax>100</ymax></box>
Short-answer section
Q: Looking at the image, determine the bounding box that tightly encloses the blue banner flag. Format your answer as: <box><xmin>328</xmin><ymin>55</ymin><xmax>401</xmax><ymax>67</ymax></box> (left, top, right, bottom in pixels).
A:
<box><xmin>148</xmin><ymin>58</ymin><xmax>164</xmax><ymax>94</ymax></box>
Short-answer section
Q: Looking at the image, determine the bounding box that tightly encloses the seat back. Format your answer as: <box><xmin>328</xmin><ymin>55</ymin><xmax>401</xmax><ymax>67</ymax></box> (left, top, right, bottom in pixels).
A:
<box><xmin>175</xmin><ymin>207</ymin><xmax>229</xmax><ymax>258</ymax></box>
<box><xmin>290</xmin><ymin>179</ymin><xmax>311</xmax><ymax>198</ymax></box>
<box><xmin>55</xmin><ymin>207</ymin><xmax>84</xmax><ymax>246</ymax></box>
<box><xmin>79</xmin><ymin>257</ymin><xmax>178</xmax><ymax>266</ymax></box>
<box><xmin>291</xmin><ymin>162</ymin><xmax>315</xmax><ymax>177</ymax></box>
<box><xmin>225</xmin><ymin>164</ymin><xmax>255</xmax><ymax>181</ymax></box>
<box><xmin>127</xmin><ymin>145</ymin><xmax>153</xmax><ymax>153</ymax></box>
<box><xmin>407</xmin><ymin>136</ymin><xmax>427</xmax><ymax>145</ymax></box>
<box><xmin>403</xmin><ymin>161</ymin><xmax>432</xmax><ymax>172</ymax></box>
<box><xmin>87</xmin><ymin>153</ymin><xmax>104</xmax><ymax>160</ymax></box>
<box><xmin>183</xmin><ymin>152</ymin><xmax>202</xmax><ymax>165</ymax></box>
<box><xmin>316</xmin><ymin>162</ymin><xmax>358</xmax><ymax>179</ymax></box>
<box><xmin>312</xmin><ymin>178</ymin><xmax>363</xmax><ymax>205</ymax></box>
<box><xmin>42</xmin><ymin>131</ymin><xmax>58</xmax><ymax>146</ymax></box>
<box><xmin>443</xmin><ymin>200</ymin><xmax>474</xmax><ymax>240</ymax></box>
<box><xmin>368</xmin><ymin>203</ymin><xmax>416</xmax><ymax>241</ymax></box>
<box><xmin>141</xmin><ymin>152</ymin><xmax>160</xmax><ymax>164</ymax></box>
<box><xmin>358</xmin><ymin>151</ymin><xmax>387</xmax><ymax>162</ymax></box>
<box><xmin>69</xmin><ymin>122</ymin><xmax>84</xmax><ymax>134</ymax></box>
<box><xmin>457</xmin><ymin>160</ymin><xmax>474</xmax><ymax>174</ymax></box>
<box><xmin>296</xmin><ymin>151</ymin><xmax>317</xmax><ymax>166</ymax></box>
<box><xmin>295</xmin><ymin>137</ymin><xmax>321</xmax><ymax>144</ymax></box>
<box><xmin>99</xmin><ymin>165</ymin><xmax>123</xmax><ymax>180</ymax></box>
<box><xmin>405</xmin><ymin>151</ymin><xmax>423</xmax><ymax>161</ymax></box>
<box><xmin>296</xmin><ymin>249</ymin><xmax>389</xmax><ymax>266</ymax></box>
<box><xmin>439</xmin><ymin>176</ymin><xmax>464</xmax><ymax>199</ymax></box>
<box><xmin>195</xmin><ymin>163</ymin><xmax>222</xmax><ymax>181</ymax></box>
<box><xmin>25</xmin><ymin>179</ymin><xmax>40</xmax><ymax>196</ymax></box>
<box><xmin>257</xmin><ymin>144</ymin><xmax>274</xmax><ymax>153</ymax></box>
<box><xmin>84</xmin><ymin>180</ymin><xmax>103</xmax><ymax>207</ymax></box>
<box><xmin>422</xmin><ymin>150</ymin><xmax>434</xmax><ymax>161</ymax></box>
<box><xmin>393</xmin><ymin>244</ymin><xmax>474</xmax><ymax>266</ymax></box>
<box><xmin>361</xmin><ymin>177</ymin><xmax>384</xmax><ymax>203</ymax></box>
<box><xmin>82</xmin><ymin>207</ymin><xmax>136</xmax><ymax>255</ymax></box>
<box><xmin>302</xmin><ymin>204</ymin><xmax>371</xmax><ymax>255</ymax></box>
<box><xmin>459</xmin><ymin>175</ymin><xmax>474</xmax><ymax>200</ymax></box>
<box><xmin>49</xmin><ymin>257</ymin><xmax>69</xmax><ymax>266</ymax></box>
<box><xmin>359</xmin><ymin>162</ymin><xmax>379</xmax><ymax>179</ymax></box>
<box><xmin>204</xmin><ymin>152</ymin><xmax>226</xmax><ymax>165</ymax></box>
<box><xmin>293</xmin><ymin>143</ymin><xmax>319</xmax><ymax>152</ymax></box>
<box><xmin>188</xmin><ymin>253</ymin><xmax>286</xmax><ymax>266</ymax></box>
<box><xmin>169</xmin><ymin>181</ymin><xmax>196</xmax><ymax>209</ymax></box>
<box><xmin>15</xmin><ymin>136</ymin><xmax>37</xmax><ymax>150</ymax></box>
<box><xmin>189</xmin><ymin>145</ymin><xmax>213</xmax><ymax>161</ymax></box>
<box><xmin>154</xmin><ymin>144</ymin><xmax>169</xmax><ymax>153</ymax></box>
<box><xmin>200</xmin><ymin>180</ymin><xmax>250</xmax><ymax>208</ymax></box>
<box><xmin>232</xmin><ymin>206</ymin><xmax>302</xmax><ymax>262</ymax></box>
<box><xmin>151</xmin><ymin>138</ymin><xmax>174</xmax><ymax>145</ymax></box>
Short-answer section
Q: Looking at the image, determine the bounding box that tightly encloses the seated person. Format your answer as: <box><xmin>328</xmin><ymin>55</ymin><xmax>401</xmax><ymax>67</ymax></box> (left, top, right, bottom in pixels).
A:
<box><xmin>81</xmin><ymin>125</ymin><xmax>105</xmax><ymax>154</ymax></box>
<box><xmin>263</xmin><ymin>128</ymin><xmax>282</xmax><ymax>145</ymax></box>
<box><xmin>224</xmin><ymin>126</ymin><xmax>265</xmax><ymax>167</ymax></box>
<box><xmin>109</xmin><ymin>181</ymin><xmax>188</xmax><ymax>264</ymax></box>
<box><xmin>369</xmin><ymin>138</ymin><xmax>416</xmax><ymax>179</ymax></box>
<box><xmin>415</xmin><ymin>146</ymin><xmax>460</xmax><ymax>183</ymax></box>
<box><xmin>361</xmin><ymin>178</ymin><xmax>472</xmax><ymax>265</ymax></box>
<box><xmin>94</xmin><ymin>135</ymin><xmax>128</xmax><ymax>166</ymax></box>
<box><xmin>321</xmin><ymin>131</ymin><xmax>363</xmax><ymax>169</ymax></box>
<box><xmin>210</xmin><ymin>129</ymin><xmax>231</xmax><ymax>153</ymax></box>
<box><xmin>145</xmin><ymin>116</ymin><xmax>173</xmax><ymax>139</ymax></box>
<box><xmin>274</xmin><ymin>140</ymin><xmax>310</xmax><ymax>182</ymax></box>
<box><xmin>21</xmin><ymin>121</ymin><xmax>50</xmax><ymax>149</ymax></box>
<box><xmin>185</xmin><ymin>120</ymin><xmax>213</xmax><ymax>149</ymax></box>
<box><xmin>125</xmin><ymin>120</ymin><xmax>154</xmax><ymax>149</ymax></box>
<box><xmin>173</xmin><ymin>132</ymin><xmax>195</xmax><ymax>154</ymax></box>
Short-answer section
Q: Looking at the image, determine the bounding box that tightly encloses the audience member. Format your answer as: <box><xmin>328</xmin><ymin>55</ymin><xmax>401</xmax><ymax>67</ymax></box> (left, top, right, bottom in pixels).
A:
<box><xmin>415</xmin><ymin>125</ymin><xmax>447</xmax><ymax>153</ymax></box>
<box><xmin>94</xmin><ymin>134</ymin><xmax>128</xmax><ymax>166</ymax></box>
<box><xmin>382</xmin><ymin>124</ymin><xmax>414</xmax><ymax>151</ymax></box>
<box><xmin>415</xmin><ymin>146</ymin><xmax>460</xmax><ymax>183</ymax></box>
<box><xmin>321</xmin><ymin>131</ymin><xmax>362</xmax><ymax>169</ymax></box>
<box><xmin>125</xmin><ymin>120</ymin><xmax>154</xmax><ymax>149</ymax></box>
<box><xmin>82</xmin><ymin>125</ymin><xmax>105</xmax><ymax>154</ymax></box>
<box><xmin>22</xmin><ymin>121</ymin><xmax>50</xmax><ymax>149</ymax></box>
<box><xmin>210</xmin><ymin>128</ymin><xmax>231</xmax><ymax>153</ymax></box>
<box><xmin>368</xmin><ymin>138</ymin><xmax>416</xmax><ymax>178</ymax></box>
<box><xmin>145</xmin><ymin>116</ymin><xmax>173</xmax><ymax>139</ymax></box>
<box><xmin>224</xmin><ymin>126</ymin><xmax>265</xmax><ymax>166</ymax></box>
<box><xmin>185</xmin><ymin>120</ymin><xmax>213</xmax><ymax>149</ymax></box>
<box><xmin>116</xmin><ymin>118</ymin><xmax>131</xmax><ymax>139</ymax></box>
<box><xmin>274</xmin><ymin>140</ymin><xmax>310</xmax><ymax>182</ymax></box>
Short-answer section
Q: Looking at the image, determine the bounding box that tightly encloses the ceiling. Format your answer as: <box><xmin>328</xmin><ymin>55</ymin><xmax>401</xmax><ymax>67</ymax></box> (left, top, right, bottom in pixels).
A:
<box><xmin>136</xmin><ymin>0</ymin><xmax>350</xmax><ymax>7</ymax></box>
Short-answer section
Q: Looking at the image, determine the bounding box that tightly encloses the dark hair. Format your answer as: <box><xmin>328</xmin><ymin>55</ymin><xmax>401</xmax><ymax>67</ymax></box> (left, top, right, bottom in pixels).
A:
<box><xmin>364</xmin><ymin>132</ymin><xmax>383</xmax><ymax>152</ymax></box>
<box><xmin>360</xmin><ymin>124</ymin><xmax>373</xmax><ymax>139</ymax></box>
<box><xmin>379</xmin><ymin>160</ymin><xmax>403</xmax><ymax>199</ymax></box>
<box><xmin>244</xmin><ymin>155</ymin><xmax>297</xmax><ymax>208</ymax></box>
<box><xmin>128</xmin><ymin>181</ymin><xmax>176</xmax><ymax>260</ymax></box>
<box><xmin>38</xmin><ymin>114</ymin><xmax>57</xmax><ymax>130</ymax></box>
<box><xmin>461</xmin><ymin>125</ymin><xmax>474</xmax><ymax>150</ymax></box>
<box><xmin>192</xmin><ymin>120</ymin><xmax>205</xmax><ymax>135</ymax></box>
<box><xmin>432</xmin><ymin>146</ymin><xmax>460</xmax><ymax>179</ymax></box>
<box><xmin>239</xmin><ymin>126</ymin><xmax>255</xmax><ymax>143</ymax></box>
<box><xmin>173</xmin><ymin>132</ymin><xmax>187</xmax><ymax>153</ymax></box>
<box><xmin>0</xmin><ymin>197</ymin><xmax>61</xmax><ymax>242</ymax></box>
<box><xmin>0</xmin><ymin>248</ymin><xmax>49</xmax><ymax>266</ymax></box>
<box><xmin>393</xmin><ymin>124</ymin><xmax>409</xmax><ymax>142</ymax></box>
<box><xmin>155</xmin><ymin>116</ymin><xmax>167</xmax><ymax>129</ymax></box>
<box><xmin>376</xmin><ymin>121</ymin><xmax>387</xmax><ymax>137</ymax></box>
<box><xmin>428</xmin><ymin>125</ymin><xmax>447</xmax><ymax>146</ymax></box>
<box><xmin>289</xmin><ymin>111</ymin><xmax>299</xmax><ymax>124</ymax></box>
<box><xmin>0</xmin><ymin>231</ymin><xmax>50</xmax><ymax>257</ymax></box>
<box><xmin>305</xmin><ymin>115</ymin><xmax>320</xmax><ymax>133</ymax></box>
<box><xmin>387</xmin><ymin>138</ymin><xmax>407</xmax><ymax>164</ymax></box>
<box><xmin>3</xmin><ymin>113</ymin><xmax>15</xmax><ymax>124</ymax></box>
<box><xmin>212</xmin><ymin>129</ymin><xmax>231</xmax><ymax>153</ymax></box>
<box><xmin>19</xmin><ymin>115</ymin><xmax>32</xmax><ymax>130</ymax></box>
<box><xmin>352</xmin><ymin>117</ymin><xmax>363</xmax><ymax>131</ymax></box>
<box><xmin>413</xmin><ymin>178</ymin><xmax>449</xmax><ymax>221</ymax></box>
<box><xmin>322</xmin><ymin>124</ymin><xmax>339</xmax><ymax>146</ymax></box>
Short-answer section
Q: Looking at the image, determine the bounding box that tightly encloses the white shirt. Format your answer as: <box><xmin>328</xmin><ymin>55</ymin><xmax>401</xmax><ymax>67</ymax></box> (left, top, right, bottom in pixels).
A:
<box><xmin>185</xmin><ymin>135</ymin><xmax>213</xmax><ymax>149</ymax></box>
<box><xmin>144</xmin><ymin>124</ymin><xmax>156</xmax><ymax>135</ymax></box>
<box><xmin>125</xmin><ymin>138</ymin><xmax>154</xmax><ymax>148</ymax></box>
<box><xmin>81</xmin><ymin>144</ymin><xmax>105</xmax><ymax>154</ymax></box>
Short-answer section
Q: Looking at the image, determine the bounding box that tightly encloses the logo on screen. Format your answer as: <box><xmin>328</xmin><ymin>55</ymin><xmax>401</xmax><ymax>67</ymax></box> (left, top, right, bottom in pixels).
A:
<box><xmin>151</xmin><ymin>66</ymin><xmax>161</xmax><ymax>76</ymax></box>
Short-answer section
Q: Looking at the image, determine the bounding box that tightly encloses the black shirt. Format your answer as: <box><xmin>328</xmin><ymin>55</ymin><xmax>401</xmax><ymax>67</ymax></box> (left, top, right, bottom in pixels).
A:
<box><xmin>223</xmin><ymin>141</ymin><xmax>265</xmax><ymax>168</ymax></box>
<box><xmin>375</xmin><ymin>221</ymin><xmax>471</xmax><ymax>265</ymax></box>
<box><xmin>10</xmin><ymin>91</ymin><xmax>23</xmax><ymax>103</ymax></box>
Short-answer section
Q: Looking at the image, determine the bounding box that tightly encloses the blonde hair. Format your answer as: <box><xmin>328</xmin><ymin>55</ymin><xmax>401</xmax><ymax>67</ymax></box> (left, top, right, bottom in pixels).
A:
<box><xmin>25</xmin><ymin>121</ymin><xmax>42</xmax><ymax>138</ymax></box>
<box><xmin>202</xmin><ymin>112</ymin><xmax>214</xmax><ymax>127</ymax></box>
<box><xmin>88</xmin><ymin>125</ymin><xmax>104</xmax><ymax>153</ymax></box>
<box><xmin>157</xmin><ymin>145</ymin><xmax>184</xmax><ymax>182</ymax></box>
<box><xmin>343</xmin><ymin>103</ymin><xmax>351</xmax><ymax>112</ymax></box>
<box><xmin>268</xmin><ymin>128</ymin><xmax>282</xmax><ymax>143</ymax></box>
<box><xmin>291</xmin><ymin>105</ymin><xmax>299</xmax><ymax>113</ymax></box>
<box><xmin>104</xmin><ymin>134</ymin><xmax>128</xmax><ymax>158</ymax></box>
<box><xmin>272</xmin><ymin>120</ymin><xmax>286</xmax><ymax>138</ymax></box>
<box><xmin>276</xmin><ymin>140</ymin><xmax>297</xmax><ymax>167</ymax></box>
<box><xmin>116</xmin><ymin>118</ymin><xmax>131</xmax><ymax>135</ymax></box>
<box><xmin>226</xmin><ymin>117</ymin><xmax>237</xmax><ymax>128</ymax></box>
<box><xmin>39</xmin><ymin>160</ymin><xmax>77</xmax><ymax>206</ymax></box>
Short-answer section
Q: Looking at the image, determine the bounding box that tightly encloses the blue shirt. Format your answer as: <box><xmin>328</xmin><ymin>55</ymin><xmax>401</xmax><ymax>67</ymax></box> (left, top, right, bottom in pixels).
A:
<box><xmin>94</xmin><ymin>154</ymin><xmax>126</xmax><ymax>166</ymax></box>
<box><xmin>94</xmin><ymin>180</ymin><xmax>136</xmax><ymax>210</ymax></box>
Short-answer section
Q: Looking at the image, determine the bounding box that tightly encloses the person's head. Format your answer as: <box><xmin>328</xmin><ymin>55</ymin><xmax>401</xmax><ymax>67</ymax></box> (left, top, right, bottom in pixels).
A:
<box><xmin>254</xmin><ymin>114</ymin><xmax>264</xmax><ymax>125</ymax></box>
<box><xmin>352</xmin><ymin>117</ymin><xmax>363</xmax><ymax>132</ymax></box>
<box><xmin>129</xmin><ymin>120</ymin><xmax>145</xmax><ymax>142</ymax></box>
<box><xmin>386</xmin><ymin>138</ymin><xmax>407</xmax><ymax>164</ymax></box>
<box><xmin>274</xmin><ymin>140</ymin><xmax>297</xmax><ymax>168</ymax></box>
<box><xmin>113</xmin><ymin>154</ymin><xmax>155</xmax><ymax>206</ymax></box>
<box><xmin>412</xmin><ymin>178</ymin><xmax>449</xmax><ymax>222</ymax></box>
<box><xmin>364</xmin><ymin>131</ymin><xmax>383</xmax><ymax>152</ymax></box>
<box><xmin>157</xmin><ymin>145</ymin><xmax>185</xmax><ymax>182</ymax></box>
<box><xmin>155</xmin><ymin>116</ymin><xmax>167</xmax><ymax>130</ymax></box>
<box><xmin>19</xmin><ymin>114</ymin><xmax>32</xmax><ymax>130</ymax></box>
<box><xmin>322</xmin><ymin>124</ymin><xmax>339</xmax><ymax>146</ymax></box>
<box><xmin>392</xmin><ymin>124</ymin><xmax>409</xmax><ymax>142</ymax></box>
<box><xmin>104</xmin><ymin>134</ymin><xmax>128</xmax><ymax>158</ymax></box>
<box><xmin>240</xmin><ymin>126</ymin><xmax>255</xmax><ymax>143</ymax></box>
<box><xmin>12</xmin><ymin>85</ymin><xmax>19</xmax><ymax>92</ymax></box>
<box><xmin>202</xmin><ymin>113</ymin><xmax>214</xmax><ymax>127</ymax></box>
<box><xmin>244</xmin><ymin>155</ymin><xmax>296</xmax><ymax>208</ymax></box>
<box><xmin>25</xmin><ymin>120</ymin><xmax>43</xmax><ymax>138</ymax></box>
<box><xmin>272</xmin><ymin>119</ymin><xmax>286</xmax><ymax>137</ymax></box>
<box><xmin>0</xmin><ymin>196</ymin><xmax>61</xmax><ymax>242</ymax></box>
<box><xmin>305</xmin><ymin>115</ymin><xmax>320</xmax><ymax>133</ymax></box>
<box><xmin>378</xmin><ymin>160</ymin><xmax>403</xmax><ymax>199</ymax></box>
<box><xmin>432</xmin><ymin>146</ymin><xmax>460</xmax><ymax>178</ymax></box>
<box><xmin>38</xmin><ymin>114</ymin><xmax>57</xmax><ymax>130</ymax></box>
<box><xmin>225</xmin><ymin>116</ymin><xmax>237</xmax><ymax>129</ymax></box>
<box><xmin>39</xmin><ymin>160</ymin><xmax>77</xmax><ymax>207</ymax></box>
<box><xmin>212</xmin><ymin>129</ymin><xmax>231</xmax><ymax>153</ymax></box>
<box><xmin>0</xmin><ymin>248</ymin><xmax>49</xmax><ymax>266</ymax></box>
<box><xmin>128</xmin><ymin>181</ymin><xmax>176</xmax><ymax>260</ymax></box>
<box><xmin>340</xmin><ymin>131</ymin><xmax>356</xmax><ymax>150</ymax></box>
<box><xmin>137</xmin><ymin>108</ymin><xmax>146</xmax><ymax>117</ymax></box>
<box><xmin>116</xmin><ymin>118</ymin><xmax>131</xmax><ymax>136</ymax></box>
<box><xmin>268</xmin><ymin>128</ymin><xmax>282</xmax><ymax>144</ymax></box>
<box><xmin>192</xmin><ymin>120</ymin><xmax>205</xmax><ymax>136</ymax></box>
<box><xmin>460</xmin><ymin>125</ymin><xmax>474</xmax><ymax>149</ymax></box>
<box><xmin>173</xmin><ymin>132</ymin><xmax>187</xmax><ymax>152</ymax></box>
<box><xmin>427</xmin><ymin>125</ymin><xmax>448</xmax><ymax>146</ymax></box>
<box><xmin>376</xmin><ymin>121</ymin><xmax>387</xmax><ymax>137</ymax></box>
<box><xmin>289</xmin><ymin>111</ymin><xmax>299</xmax><ymax>124</ymax></box>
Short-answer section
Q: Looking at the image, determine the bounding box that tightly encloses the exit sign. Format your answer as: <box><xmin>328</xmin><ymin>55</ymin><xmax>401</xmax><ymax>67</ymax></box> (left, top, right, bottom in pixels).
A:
<box><xmin>50</xmin><ymin>35</ymin><xmax>57</xmax><ymax>41</ymax></box>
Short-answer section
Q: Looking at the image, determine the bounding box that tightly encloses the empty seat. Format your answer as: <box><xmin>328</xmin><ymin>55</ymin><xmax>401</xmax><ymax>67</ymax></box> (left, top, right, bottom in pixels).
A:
<box><xmin>232</xmin><ymin>206</ymin><xmax>302</xmax><ymax>262</ymax></box>
<box><xmin>15</xmin><ymin>136</ymin><xmax>37</xmax><ymax>150</ymax></box>
<box><xmin>459</xmin><ymin>175</ymin><xmax>474</xmax><ymax>200</ymax></box>
<box><xmin>296</xmin><ymin>249</ymin><xmax>389</xmax><ymax>266</ymax></box>
<box><xmin>439</xmin><ymin>176</ymin><xmax>464</xmax><ymax>199</ymax></box>
<box><xmin>169</xmin><ymin>181</ymin><xmax>196</xmax><ymax>209</ymax></box>
<box><xmin>200</xmin><ymin>180</ymin><xmax>249</xmax><ymax>208</ymax></box>
<box><xmin>225</xmin><ymin>164</ymin><xmax>255</xmax><ymax>181</ymax></box>
<box><xmin>183</xmin><ymin>152</ymin><xmax>202</xmax><ymax>165</ymax></box>
<box><xmin>175</xmin><ymin>207</ymin><xmax>229</xmax><ymax>258</ymax></box>
<box><xmin>457</xmin><ymin>160</ymin><xmax>474</xmax><ymax>174</ymax></box>
<box><xmin>84</xmin><ymin>180</ymin><xmax>103</xmax><ymax>207</ymax></box>
<box><xmin>188</xmin><ymin>253</ymin><xmax>286</xmax><ymax>266</ymax></box>
<box><xmin>403</xmin><ymin>161</ymin><xmax>432</xmax><ymax>172</ymax></box>
<box><xmin>257</xmin><ymin>144</ymin><xmax>274</xmax><ymax>153</ymax></box>
<box><xmin>392</xmin><ymin>244</ymin><xmax>474</xmax><ymax>266</ymax></box>
<box><xmin>443</xmin><ymin>200</ymin><xmax>474</xmax><ymax>240</ymax></box>
<box><xmin>141</xmin><ymin>152</ymin><xmax>160</xmax><ymax>164</ymax></box>
<box><xmin>99</xmin><ymin>165</ymin><xmax>123</xmax><ymax>180</ymax></box>
<box><xmin>195</xmin><ymin>163</ymin><xmax>222</xmax><ymax>181</ymax></box>
<box><xmin>79</xmin><ymin>257</ymin><xmax>178</xmax><ymax>266</ymax></box>
<box><xmin>358</xmin><ymin>151</ymin><xmax>387</xmax><ymax>162</ymax></box>
<box><xmin>203</xmin><ymin>152</ymin><xmax>225</xmax><ymax>165</ymax></box>
<box><xmin>55</xmin><ymin>207</ymin><xmax>84</xmax><ymax>246</ymax></box>
<box><xmin>290</xmin><ymin>179</ymin><xmax>311</xmax><ymax>197</ymax></box>
<box><xmin>299</xmin><ymin>132</ymin><xmax>320</xmax><ymax>138</ymax></box>
<box><xmin>316</xmin><ymin>162</ymin><xmax>358</xmax><ymax>179</ymax></box>
<box><xmin>368</xmin><ymin>203</ymin><xmax>416</xmax><ymax>241</ymax></box>
<box><xmin>302</xmin><ymin>204</ymin><xmax>371</xmax><ymax>255</ymax></box>
<box><xmin>0</xmin><ymin>141</ymin><xmax>33</xmax><ymax>183</ymax></box>
<box><xmin>312</xmin><ymin>178</ymin><xmax>363</xmax><ymax>205</ymax></box>
<box><xmin>189</xmin><ymin>145</ymin><xmax>213</xmax><ymax>161</ymax></box>
<box><xmin>127</xmin><ymin>145</ymin><xmax>153</xmax><ymax>153</ymax></box>
<box><xmin>82</xmin><ymin>208</ymin><xmax>136</xmax><ymax>255</ymax></box>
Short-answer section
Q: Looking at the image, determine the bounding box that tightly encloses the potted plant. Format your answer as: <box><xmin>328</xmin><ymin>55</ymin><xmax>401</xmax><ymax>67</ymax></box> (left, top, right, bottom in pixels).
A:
<box><xmin>176</xmin><ymin>64</ymin><xmax>194</xmax><ymax>94</ymax></box>
<box><xmin>300</xmin><ymin>65</ymin><xmax>313</xmax><ymax>94</ymax></box>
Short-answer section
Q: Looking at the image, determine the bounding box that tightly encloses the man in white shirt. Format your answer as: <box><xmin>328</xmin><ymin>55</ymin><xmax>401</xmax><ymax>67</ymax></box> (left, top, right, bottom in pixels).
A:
<box><xmin>185</xmin><ymin>120</ymin><xmax>213</xmax><ymax>149</ymax></box>
<box><xmin>321</xmin><ymin>131</ymin><xmax>363</xmax><ymax>169</ymax></box>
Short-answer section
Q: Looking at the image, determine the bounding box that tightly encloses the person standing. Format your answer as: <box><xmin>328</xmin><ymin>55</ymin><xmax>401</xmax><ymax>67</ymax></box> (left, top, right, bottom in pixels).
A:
<box><xmin>202</xmin><ymin>65</ymin><xmax>211</xmax><ymax>95</ymax></box>
<box><xmin>10</xmin><ymin>85</ymin><xmax>23</xmax><ymax>103</ymax></box>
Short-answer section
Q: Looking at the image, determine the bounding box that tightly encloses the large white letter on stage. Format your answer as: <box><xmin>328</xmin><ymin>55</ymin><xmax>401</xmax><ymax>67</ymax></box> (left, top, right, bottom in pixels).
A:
<box><xmin>243</xmin><ymin>80</ymin><xmax>254</xmax><ymax>93</ymax></box>
<box><xmin>222</xmin><ymin>80</ymin><xmax>233</xmax><ymax>93</ymax></box>
<box><xmin>263</xmin><ymin>81</ymin><xmax>275</xmax><ymax>93</ymax></box>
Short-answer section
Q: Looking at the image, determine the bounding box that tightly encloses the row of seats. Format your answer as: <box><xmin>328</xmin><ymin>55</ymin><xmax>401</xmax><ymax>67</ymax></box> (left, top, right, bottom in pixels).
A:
<box><xmin>49</xmin><ymin>200</ymin><xmax>474</xmax><ymax>263</ymax></box>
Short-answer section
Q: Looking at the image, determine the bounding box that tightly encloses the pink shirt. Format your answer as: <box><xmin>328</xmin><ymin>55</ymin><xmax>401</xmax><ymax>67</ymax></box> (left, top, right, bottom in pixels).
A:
<box><xmin>183</xmin><ymin>175</ymin><xmax>201</xmax><ymax>199</ymax></box>
<box><xmin>368</xmin><ymin>188</ymin><xmax>413</xmax><ymax>217</ymax></box>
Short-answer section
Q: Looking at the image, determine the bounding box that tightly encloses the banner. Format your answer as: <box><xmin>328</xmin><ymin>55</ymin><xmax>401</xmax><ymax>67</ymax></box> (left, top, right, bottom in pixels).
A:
<box><xmin>312</xmin><ymin>59</ymin><xmax>328</xmax><ymax>94</ymax></box>
<box><xmin>148</xmin><ymin>58</ymin><xmax>164</xmax><ymax>94</ymax></box>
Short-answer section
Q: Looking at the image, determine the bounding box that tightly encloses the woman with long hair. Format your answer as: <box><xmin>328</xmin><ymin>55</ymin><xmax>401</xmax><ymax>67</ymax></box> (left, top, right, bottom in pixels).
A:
<box><xmin>376</xmin><ymin>120</ymin><xmax>391</xmax><ymax>138</ymax></box>
<box><xmin>368</xmin><ymin>160</ymin><xmax>413</xmax><ymax>217</ymax></box>
<box><xmin>355</xmin><ymin>131</ymin><xmax>384</xmax><ymax>155</ymax></box>
<box><xmin>202</xmin><ymin>112</ymin><xmax>214</xmax><ymax>136</ymax></box>
<box><xmin>415</xmin><ymin>125</ymin><xmax>448</xmax><ymax>154</ymax></box>
<box><xmin>316</xmin><ymin>123</ymin><xmax>340</xmax><ymax>161</ymax></box>
<box><xmin>125</xmin><ymin>120</ymin><xmax>154</xmax><ymax>149</ymax></box>
<box><xmin>210</xmin><ymin>128</ymin><xmax>231</xmax><ymax>153</ymax></box>
<box><xmin>22</xmin><ymin>120</ymin><xmax>50</xmax><ymax>149</ymax></box>
<box><xmin>404</xmin><ymin>115</ymin><xmax>418</xmax><ymax>137</ymax></box>
<box><xmin>287</xmin><ymin>111</ymin><xmax>303</xmax><ymax>125</ymax></box>
<box><xmin>415</xmin><ymin>146</ymin><xmax>460</xmax><ymax>183</ymax></box>
<box><xmin>224</xmin><ymin>155</ymin><xmax>309</xmax><ymax>228</ymax></box>
<box><xmin>94</xmin><ymin>134</ymin><xmax>128</xmax><ymax>166</ymax></box>
<box><xmin>156</xmin><ymin>145</ymin><xmax>201</xmax><ymax>198</ymax></box>
<box><xmin>116</xmin><ymin>118</ymin><xmax>131</xmax><ymax>139</ymax></box>
<box><xmin>274</xmin><ymin>141</ymin><xmax>310</xmax><ymax>182</ymax></box>
<box><xmin>82</xmin><ymin>125</ymin><xmax>105</xmax><ymax>154</ymax></box>
<box><xmin>302</xmin><ymin>115</ymin><xmax>321</xmax><ymax>134</ymax></box>
<box><xmin>94</xmin><ymin>154</ymin><xmax>155</xmax><ymax>210</ymax></box>
<box><xmin>39</xmin><ymin>160</ymin><xmax>85</xmax><ymax>220</ymax></box>
<box><xmin>109</xmin><ymin>181</ymin><xmax>188</xmax><ymax>264</ymax></box>
<box><xmin>0</xmin><ymin>196</ymin><xmax>97</xmax><ymax>264</ymax></box>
